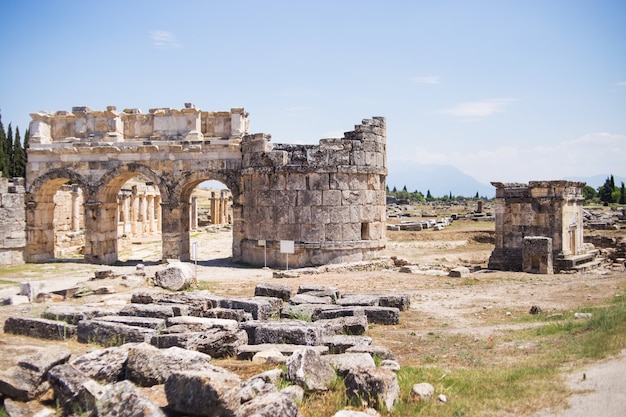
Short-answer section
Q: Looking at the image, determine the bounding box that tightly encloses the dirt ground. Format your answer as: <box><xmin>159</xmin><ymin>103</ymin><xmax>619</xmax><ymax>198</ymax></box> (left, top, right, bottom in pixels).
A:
<box><xmin>1</xmin><ymin>218</ymin><xmax>626</xmax><ymax>415</ymax></box>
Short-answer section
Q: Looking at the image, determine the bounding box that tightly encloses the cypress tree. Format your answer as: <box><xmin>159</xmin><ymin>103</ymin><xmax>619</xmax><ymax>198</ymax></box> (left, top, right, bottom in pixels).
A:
<box><xmin>620</xmin><ymin>182</ymin><xmax>626</xmax><ymax>205</ymax></box>
<box><xmin>0</xmin><ymin>115</ymin><xmax>7</xmax><ymax>178</ymax></box>
<box><xmin>24</xmin><ymin>128</ymin><xmax>30</xmax><ymax>163</ymax></box>
<box><xmin>12</xmin><ymin>127</ymin><xmax>26</xmax><ymax>178</ymax></box>
<box><xmin>5</xmin><ymin>123</ymin><xmax>13</xmax><ymax>176</ymax></box>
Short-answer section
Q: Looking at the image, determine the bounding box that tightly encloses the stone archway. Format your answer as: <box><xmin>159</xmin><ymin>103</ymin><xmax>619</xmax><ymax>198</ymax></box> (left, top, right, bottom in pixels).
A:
<box><xmin>26</xmin><ymin>168</ymin><xmax>90</xmax><ymax>262</ymax></box>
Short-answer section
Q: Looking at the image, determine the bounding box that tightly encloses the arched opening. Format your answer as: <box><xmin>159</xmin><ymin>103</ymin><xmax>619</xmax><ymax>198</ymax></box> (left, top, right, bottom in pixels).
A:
<box><xmin>181</xmin><ymin>179</ymin><xmax>234</xmax><ymax>265</ymax></box>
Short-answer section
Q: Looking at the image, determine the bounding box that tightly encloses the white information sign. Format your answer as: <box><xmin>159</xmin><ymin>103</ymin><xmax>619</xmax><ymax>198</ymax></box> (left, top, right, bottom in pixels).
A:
<box><xmin>280</xmin><ymin>240</ymin><xmax>295</xmax><ymax>254</ymax></box>
<box><xmin>258</xmin><ymin>240</ymin><xmax>266</xmax><ymax>246</ymax></box>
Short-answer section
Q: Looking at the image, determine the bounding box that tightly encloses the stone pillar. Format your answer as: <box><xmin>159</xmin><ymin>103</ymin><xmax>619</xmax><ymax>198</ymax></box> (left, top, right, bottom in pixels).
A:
<box><xmin>139</xmin><ymin>195</ymin><xmax>147</xmax><ymax>237</ymax></box>
<box><xmin>83</xmin><ymin>202</ymin><xmax>118</xmax><ymax>264</ymax></box>
<box><xmin>154</xmin><ymin>195</ymin><xmax>162</xmax><ymax>232</ymax></box>
<box><xmin>123</xmin><ymin>194</ymin><xmax>131</xmax><ymax>234</ymax></box>
<box><xmin>476</xmin><ymin>200</ymin><xmax>483</xmax><ymax>214</ymax></box>
<box><xmin>190</xmin><ymin>196</ymin><xmax>198</xmax><ymax>231</ymax></box>
<box><xmin>160</xmin><ymin>201</ymin><xmax>188</xmax><ymax>261</ymax></box>
<box><xmin>25</xmin><ymin>200</ymin><xmax>56</xmax><ymax>262</ymax></box>
<box><xmin>146</xmin><ymin>195</ymin><xmax>155</xmax><ymax>234</ymax></box>
<box><xmin>130</xmin><ymin>188</ymin><xmax>138</xmax><ymax>236</ymax></box>
<box><xmin>210</xmin><ymin>192</ymin><xmax>218</xmax><ymax>225</ymax></box>
<box><xmin>71</xmin><ymin>185</ymin><xmax>81</xmax><ymax>232</ymax></box>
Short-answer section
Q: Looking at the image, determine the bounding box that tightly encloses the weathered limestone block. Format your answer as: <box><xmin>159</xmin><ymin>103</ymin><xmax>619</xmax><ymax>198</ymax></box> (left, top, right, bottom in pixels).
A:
<box><xmin>3</xmin><ymin>317</ymin><xmax>77</xmax><ymax>341</ymax></box>
<box><xmin>236</xmin><ymin>344</ymin><xmax>329</xmax><ymax>360</ymax></box>
<box><xmin>42</xmin><ymin>305</ymin><xmax>118</xmax><ymax>324</ymax></box>
<box><xmin>150</xmin><ymin>328</ymin><xmax>248</xmax><ymax>358</ymax></box>
<box><xmin>220</xmin><ymin>296</ymin><xmax>282</xmax><ymax>320</ymax></box>
<box><xmin>201</xmin><ymin>307</ymin><xmax>253</xmax><ymax>322</ymax></box>
<box><xmin>236</xmin><ymin>392</ymin><xmax>300</xmax><ymax>417</ymax></box>
<box><xmin>153</xmin><ymin>261</ymin><xmax>195</xmax><ymax>291</ymax></box>
<box><xmin>126</xmin><ymin>343</ymin><xmax>216</xmax><ymax>387</ymax></box>
<box><xmin>323</xmin><ymin>353</ymin><xmax>376</xmax><ymax>377</ymax></box>
<box><xmin>119</xmin><ymin>303</ymin><xmax>184</xmax><ymax>318</ymax></box>
<box><xmin>240</xmin><ymin>320</ymin><xmax>323</xmax><ymax>346</ymax></box>
<box><xmin>345</xmin><ymin>345</ymin><xmax>396</xmax><ymax>361</ymax></box>
<box><xmin>164</xmin><ymin>316</ymin><xmax>239</xmax><ymax>331</ymax></box>
<box><xmin>70</xmin><ymin>347</ymin><xmax>129</xmax><ymax>384</ymax></box>
<box><xmin>254</xmin><ymin>282</ymin><xmax>292</xmax><ymax>301</ymax></box>
<box><xmin>314</xmin><ymin>307</ymin><xmax>366</xmax><ymax>321</ymax></box>
<box><xmin>297</xmin><ymin>284</ymin><xmax>340</xmax><ymax>300</ymax></box>
<box><xmin>2</xmin><ymin>398</ymin><xmax>55</xmax><ymax>417</ymax></box>
<box><xmin>90</xmin><ymin>315</ymin><xmax>166</xmax><ymax>330</ymax></box>
<box><xmin>280</xmin><ymin>303</ymin><xmax>339</xmax><ymax>321</ymax></box>
<box><xmin>289</xmin><ymin>293</ymin><xmax>333</xmax><ymax>305</ymax></box>
<box><xmin>165</xmin><ymin>369</ymin><xmax>241</xmax><ymax>417</ymax></box>
<box><xmin>336</xmin><ymin>295</ymin><xmax>379</xmax><ymax>307</ymax></box>
<box><xmin>239</xmin><ymin>374</ymin><xmax>278</xmax><ymax>404</ymax></box>
<box><xmin>286</xmin><ymin>348</ymin><xmax>336</xmax><ymax>392</ymax></box>
<box><xmin>377</xmin><ymin>294</ymin><xmax>411</xmax><ymax>311</ymax></box>
<box><xmin>252</xmin><ymin>348</ymin><xmax>287</xmax><ymax>365</ymax></box>
<box><xmin>411</xmin><ymin>382</ymin><xmax>435</xmax><ymax>401</ymax></box>
<box><xmin>363</xmin><ymin>307</ymin><xmax>400</xmax><ymax>325</ymax></box>
<box><xmin>322</xmin><ymin>335</ymin><xmax>372</xmax><ymax>354</ymax></box>
<box><xmin>19</xmin><ymin>281</ymin><xmax>46</xmax><ymax>302</ymax></box>
<box><xmin>77</xmin><ymin>320</ymin><xmax>156</xmax><ymax>345</ymax></box>
<box><xmin>96</xmin><ymin>380</ymin><xmax>166</xmax><ymax>417</ymax></box>
<box><xmin>345</xmin><ymin>367</ymin><xmax>399</xmax><ymax>412</ymax></box>
<box><xmin>315</xmin><ymin>315</ymin><xmax>369</xmax><ymax>336</ymax></box>
<box><xmin>448</xmin><ymin>266</ymin><xmax>471</xmax><ymax>278</ymax></box>
<box><xmin>46</xmin><ymin>364</ymin><xmax>106</xmax><ymax>416</ymax></box>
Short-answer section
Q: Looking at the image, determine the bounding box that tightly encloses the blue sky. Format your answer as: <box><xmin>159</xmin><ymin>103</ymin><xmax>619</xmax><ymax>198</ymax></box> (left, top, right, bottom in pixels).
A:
<box><xmin>1</xmin><ymin>0</ymin><xmax>624</xmax><ymax>187</ymax></box>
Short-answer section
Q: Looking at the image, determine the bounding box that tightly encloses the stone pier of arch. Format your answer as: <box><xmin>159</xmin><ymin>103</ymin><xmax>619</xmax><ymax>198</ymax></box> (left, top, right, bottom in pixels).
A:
<box><xmin>25</xmin><ymin>104</ymin><xmax>387</xmax><ymax>268</ymax></box>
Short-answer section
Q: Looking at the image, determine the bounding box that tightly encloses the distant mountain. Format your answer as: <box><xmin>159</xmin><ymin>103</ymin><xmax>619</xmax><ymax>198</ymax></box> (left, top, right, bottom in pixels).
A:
<box><xmin>386</xmin><ymin>162</ymin><xmax>494</xmax><ymax>198</ymax></box>
<box><xmin>565</xmin><ymin>175</ymin><xmax>626</xmax><ymax>190</ymax></box>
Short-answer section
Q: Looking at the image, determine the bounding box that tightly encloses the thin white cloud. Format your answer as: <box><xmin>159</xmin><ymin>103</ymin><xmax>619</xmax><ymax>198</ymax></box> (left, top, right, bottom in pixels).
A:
<box><xmin>436</xmin><ymin>98</ymin><xmax>517</xmax><ymax>121</ymax></box>
<box><xmin>412</xmin><ymin>76</ymin><xmax>441</xmax><ymax>85</ymax></box>
<box><xmin>411</xmin><ymin>133</ymin><xmax>626</xmax><ymax>183</ymax></box>
<box><xmin>150</xmin><ymin>30</ymin><xmax>181</xmax><ymax>49</ymax></box>
<box><xmin>616</xmin><ymin>81</ymin><xmax>626</xmax><ymax>87</ymax></box>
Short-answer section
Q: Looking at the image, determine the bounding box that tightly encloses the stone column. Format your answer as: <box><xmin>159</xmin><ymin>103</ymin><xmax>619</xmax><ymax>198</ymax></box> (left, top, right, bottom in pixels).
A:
<box><xmin>130</xmin><ymin>187</ymin><xmax>138</xmax><ymax>236</ymax></box>
<box><xmin>83</xmin><ymin>201</ymin><xmax>119</xmax><ymax>264</ymax></box>
<box><xmin>190</xmin><ymin>196</ymin><xmax>198</xmax><ymax>231</ymax></box>
<box><xmin>154</xmin><ymin>195</ymin><xmax>162</xmax><ymax>232</ymax></box>
<box><xmin>71</xmin><ymin>185</ymin><xmax>81</xmax><ymax>232</ymax></box>
<box><xmin>160</xmin><ymin>201</ymin><xmax>189</xmax><ymax>261</ymax></box>
<box><xmin>210</xmin><ymin>192</ymin><xmax>218</xmax><ymax>225</ymax></box>
<box><xmin>139</xmin><ymin>195</ymin><xmax>147</xmax><ymax>237</ymax></box>
<box><xmin>146</xmin><ymin>195</ymin><xmax>155</xmax><ymax>235</ymax></box>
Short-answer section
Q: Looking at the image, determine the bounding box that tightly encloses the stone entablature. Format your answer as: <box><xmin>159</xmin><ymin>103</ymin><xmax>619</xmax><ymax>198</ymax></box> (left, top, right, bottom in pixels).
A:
<box><xmin>488</xmin><ymin>180</ymin><xmax>586</xmax><ymax>271</ymax></box>
<box><xmin>25</xmin><ymin>105</ymin><xmax>386</xmax><ymax>267</ymax></box>
<box><xmin>29</xmin><ymin>104</ymin><xmax>248</xmax><ymax>145</ymax></box>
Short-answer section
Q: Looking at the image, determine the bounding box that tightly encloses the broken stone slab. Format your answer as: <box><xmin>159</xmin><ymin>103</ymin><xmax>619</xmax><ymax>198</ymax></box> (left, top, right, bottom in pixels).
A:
<box><xmin>252</xmin><ymin>348</ymin><xmax>286</xmax><ymax>365</ymax></box>
<box><xmin>240</xmin><ymin>320</ymin><xmax>324</xmax><ymax>346</ymax></box>
<box><xmin>449</xmin><ymin>266</ymin><xmax>471</xmax><ymax>278</ymax></box>
<box><xmin>345</xmin><ymin>345</ymin><xmax>396</xmax><ymax>361</ymax></box>
<box><xmin>280</xmin><ymin>385</ymin><xmax>305</xmax><ymax>405</ymax></box>
<box><xmin>399</xmin><ymin>265</ymin><xmax>422</xmax><ymax>274</ymax></box>
<box><xmin>239</xmin><ymin>374</ymin><xmax>278</xmax><ymax>404</ymax></box>
<box><xmin>2</xmin><ymin>398</ymin><xmax>55</xmax><ymax>417</ymax></box>
<box><xmin>315</xmin><ymin>315</ymin><xmax>368</xmax><ymax>336</ymax></box>
<box><xmin>3</xmin><ymin>317</ymin><xmax>77</xmax><ymax>341</ymax></box>
<box><xmin>154</xmin><ymin>261</ymin><xmax>195</xmax><ymax>291</ymax></box>
<box><xmin>165</xmin><ymin>315</ymin><xmax>239</xmax><ymax>331</ymax></box>
<box><xmin>289</xmin><ymin>293</ymin><xmax>333</xmax><ymax>305</ymax></box>
<box><xmin>41</xmin><ymin>305</ymin><xmax>118</xmax><ymax>325</ymax></box>
<box><xmin>313</xmin><ymin>306</ymin><xmax>366</xmax><ymax>321</ymax></box>
<box><xmin>70</xmin><ymin>346</ymin><xmax>129</xmax><ymax>384</ymax></box>
<box><xmin>286</xmin><ymin>348</ymin><xmax>336</xmax><ymax>392</ymax></box>
<box><xmin>46</xmin><ymin>364</ymin><xmax>107</xmax><ymax>417</ymax></box>
<box><xmin>235</xmin><ymin>392</ymin><xmax>300</xmax><ymax>417</ymax></box>
<box><xmin>345</xmin><ymin>367</ymin><xmax>399</xmax><ymax>412</ymax></box>
<box><xmin>77</xmin><ymin>320</ymin><xmax>156</xmax><ymax>346</ymax></box>
<box><xmin>90</xmin><ymin>315</ymin><xmax>166</xmax><ymax>330</ymax></box>
<box><xmin>236</xmin><ymin>344</ymin><xmax>329</xmax><ymax>360</ymax></box>
<box><xmin>125</xmin><ymin>343</ymin><xmax>217</xmax><ymax>387</ymax></box>
<box><xmin>362</xmin><ymin>306</ymin><xmax>400</xmax><ymax>325</ymax></box>
<box><xmin>280</xmin><ymin>303</ymin><xmax>339</xmax><ymax>321</ymax></box>
<box><xmin>322</xmin><ymin>335</ymin><xmax>372</xmax><ymax>354</ymax></box>
<box><xmin>19</xmin><ymin>281</ymin><xmax>46</xmax><ymax>302</ymax></box>
<box><xmin>336</xmin><ymin>295</ymin><xmax>379</xmax><ymax>307</ymax></box>
<box><xmin>119</xmin><ymin>303</ymin><xmax>186</xmax><ymax>319</ymax></box>
<box><xmin>2</xmin><ymin>295</ymin><xmax>30</xmax><ymax>306</ymax></box>
<box><xmin>377</xmin><ymin>294</ymin><xmax>411</xmax><ymax>311</ymax></box>
<box><xmin>324</xmin><ymin>353</ymin><xmax>376</xmax><ymax>377</ymax></box>
<box><xmin>297</xmin><ymin>284</ymin><xmax>340</xmax><ymax>300</ymax></box>
<box><xmin>201</xmin><ymin>307</ymin><xmax>253</xmax><ymax>321</ymax></box>
<box><xmin>131</xmin><ymin>289</ymin><xmax>222</xmax><ymax>312</ymax></box>
<box><xmin>0</xmin><ymin>346</ymin><xmax>72</xmax><ymax>402</ymax></box>
<box><xmin>380</xmin><ymin>359</ymin><xmax>401</xmax><ymax>372</ymax></box>
<box><xmin>220</xmin><ymin>296</ymin><xmax>283</xmax><ymax>320</ymax></box>
<box><xmin>93</xmin><ymin>270</ymin><xmax>115</xmax><ymax>280</ymax></box>
<box><xmin>96</xmin><ymin>380</ymin><xmax>166</xmax><ymax>417</ymax></box>
<box><xmin>254</xmin><ymin>282</ymin><xmax>292</xmax><ymax>301</ymax></box>
<box><xmin>150</xmin><ymin>328</ymin><xmax>248</xmax><ymax>358</ymax></box>
<box><xmin>164</xmin><ymin>369</ymin><xmax>241</xmax><ymax>417</ymax></box>
<box><xmin>273</xmin><ymin>271</ymin><xmax>300</xmax><ymax>279</ymax></box>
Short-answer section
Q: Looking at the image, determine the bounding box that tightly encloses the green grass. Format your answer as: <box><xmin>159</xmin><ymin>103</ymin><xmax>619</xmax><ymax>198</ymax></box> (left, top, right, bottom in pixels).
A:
<box><xmin>0</xmin><ymin>279</ymin><xmax>18</xmax><ymax>286</ymax></box>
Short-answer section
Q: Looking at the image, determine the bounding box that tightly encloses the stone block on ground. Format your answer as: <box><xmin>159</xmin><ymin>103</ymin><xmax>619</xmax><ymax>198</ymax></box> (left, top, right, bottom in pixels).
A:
<box><xmin>336</xmin><ymin>295</ymin><xmax>379</xmax><ymax>307</ymax></box>
<box><xmin>119</xmin><ymin>303</ymin><xmax>185</xmax><ymax>319</ymax></box>
<box><xmin>322</xmin><ymin>335</ymin><xmax>372</xmax><ymax>354</ymax></box>
<box><xmin>165</xmin><ymin>316</ymin><xmax>239</xmax><ymax>331</ymax></box>
<box><xmin>236</xmin><ymin>344</ymin><xmax>329</xmax><ymax>360</ymax></box>
<box><xmin>252</xmin><ymin>348</ymin><xmax>287</xmax><ymax>365</ymax></box>
<box><xmin>345</xmin><ymin>367</ymin><xmax>399</xmax><ymax>412</ymax></box>
<box><xmin>285</xmin><ymin>348</ymin><xmax>336</xmax><ymax>392</ymax></box>
<box><xmin>289</xmin><ymin>293</ymin><xmax>333</xmax><ymax>305</ymax></box>
<box><xmin>96</xmin><ymin>380</ymin><xmax>166</xmax><ymax>417</ymax></box>
<box><xmin>313</xmin><ymin>306</ymin><xmax>365</xmax><ymax>321</ymax></box>
<box><xmin>345</xmin><ymin>345</ymin><xmax>396</xmax><ymax>361</ymax></box>
<box><xmin>164</xmin><ymin>369</ymin><xmax>241</xmax><ymax>417</ymax></box>
<box><xmin>41</xmin><ymin>305</ymin><xmax>118</xmax><ymax>325</ymax></box>
<box><xmin>315</xmin><ymin>315</ymin><xmax>368</xmax><ymax>336</ymax></box>
<box><xmin>236</xmin><ymin>392</ymin><xmax>300</xmax><ymax>417</ymax></box>
<box><xmin>280</xmin><ymin>303</ymin><xmax>338</xmax><ymax>321</ymax></box>
<box><xmin>2</xmin><ymin>398</ymin><xmax>55</xmax><ymax>417</ymax></box>
<box><xmin>70</xmin><ymin>347</ymin><xmax>129</xmax><ymax>384</ymax></box>
<box><xmin>220</xmin><ymin>297</ymin><xmax>282</xmax><ymax>320</ymax></box>
<box><xmin>154</xmin><ymin>262</ymin><xmax>195</xmax><ymax>291</ymax></box>
<box><xmin>323</xmin><ymin>353</ymin><xmax>376</xmax><ymax>377</ymax></box>
<box><xmin>201</xmin><ymin>307</ymin><xmax>253</xmax><ymax>321</ymax></box>
<box><xmin>126</xmin><ymin>343</ymin><xmax>217</xmax><ymax>387</ymax></box>
<box><xmin>449</xmin><ymin>266</ymin><xmax>471</xmax><ymax>278</ymax></box>
<box><xmin>240</xmin><ymin>320</ymin><xmax>323</xmax><ymax>346</ymax></box>
<box><xmin>297</xmin><ymin>284</ymin><xmax>340</xmax><ymax>300</ymax></box>
<box><xmin>254</xmin><ymin>282</ymin><xmax>292</xmax><ymax>301</ymax></box>
<box><xmin>150</xmin><ymin>328</ymin><xmax>248</xmax><ymax>358</ymax></box>
<box><xmin>411</xmin><ymin>382</ymin><xmax>435</xmax><ymax>401</ymax></box>
<box><xmin>239</xmin><ymin>374</ymin><xmax>278</xmax><ymax>404</ymax></box>
<box><xmin>77</xmin><ymin>320</ymin><xmax>156</xmax><ymax>346</ymax></box>
<box><xmin>90</xmin><ymin>315</ymin><xmax>166</xmax><ymax>330</ymax></box>
<box><xmin>19</xmin><ymin>281</ymin><xmax>46</xmax><ymax>302</ymax></box>
<box><xmin>363</xmin><ymin>306</ymin><xmax>400</xmax><ymax>325</ymax></box>
<box><xmin>377</xmin><ymin>294</ymin><xmax>411</xmax><ymax>311</ymax></box>
<box><xmin>3</xmin><ymin>317</ymin><xmax>77</xmax><ymax>341</ymax></box>
<box><xmin>46</xmin><ymin>364</ymin><xmax>106</xmax><ymax>417</ymax></box>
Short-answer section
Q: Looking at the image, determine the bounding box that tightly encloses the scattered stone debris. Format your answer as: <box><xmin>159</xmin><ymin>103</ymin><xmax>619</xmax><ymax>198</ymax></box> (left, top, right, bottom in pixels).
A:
<box><xmin>529</xmin><ymin>306</ymin><xmax>542</xmax><ymax>315</ymax></box>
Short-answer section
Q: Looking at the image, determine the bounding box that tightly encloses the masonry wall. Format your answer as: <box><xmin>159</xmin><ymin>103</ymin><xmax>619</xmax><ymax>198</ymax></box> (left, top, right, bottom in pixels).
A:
<box><xmin>240</xmin><ymin>117</ymin><xmax>387</xmax><ymax>267</ymax></box>
<box><xmin>0</xmin><ymin>178</ymin><xmax>26</xmax><ymax>266</ymax></box>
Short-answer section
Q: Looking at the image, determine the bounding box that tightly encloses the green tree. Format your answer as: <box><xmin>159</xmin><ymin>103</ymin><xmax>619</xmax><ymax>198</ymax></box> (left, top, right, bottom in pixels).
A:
<box><xmin>475</xmin><ymin>191</ymin><xmax>479</xmax><ymax>199</ymax></box>
<box><xmin>426</xmin><ymin>189</ymin><xmax>433</xmax><ymax>201</ymax></box>
<box><xmin>583</xmin><ymin>185</ymin><xmax>598</xmax><ymax>202</ymax></box>
<box><xmin>598</xmin><ymin>175</ymin><xmax>616</xmax><ymax>204</ymax></box>
<box><xmin>0</xmin><ymin>115</ymin><xmax>7</xmax><ymax>178</ymax></box>
<box><xmin>4</xmin><ymin>123</ymin><xmax>13</xmax><ymax>177</ymax></box>
<box><xmin>392</xmin><ymin>186</ymin><xmax>397</xmax><ymax>193</ymax></box>
<box><xmin>24</xmin><ymin>128</ymin><xmax>29</xmax><ymax>162</ymax></box>
<box><xmin>620</xmin><ymin>182</ymin><xmax>626</xmax><ymax>205</ymax></box>
<box><xmin>12</xmin><ymin>127</ymin><xmax>26</xmax><ymax>177</ymax></box>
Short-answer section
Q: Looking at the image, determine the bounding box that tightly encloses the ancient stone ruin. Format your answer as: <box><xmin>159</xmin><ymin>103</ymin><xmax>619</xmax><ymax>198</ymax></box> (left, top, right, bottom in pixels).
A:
<box><xmin>488</xmin><ymin>181</ymin><xmax>600</xmax><ymax>273</ymax></box>
<box><xmin>22</xmin><ymin>104</ymin><xmax>387</xmax><ymax>268</ymax></box>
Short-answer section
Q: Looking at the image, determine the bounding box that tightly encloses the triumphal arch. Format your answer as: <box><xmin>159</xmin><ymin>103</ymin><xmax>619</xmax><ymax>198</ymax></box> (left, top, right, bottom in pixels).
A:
<box><xmin>25</xmin><ymin>104</ymin><xmax>387</xmax><ymax>267</ymax></box>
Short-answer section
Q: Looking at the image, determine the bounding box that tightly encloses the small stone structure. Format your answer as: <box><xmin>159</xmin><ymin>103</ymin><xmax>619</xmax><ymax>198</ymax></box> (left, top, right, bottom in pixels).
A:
<box><xmin>24</xmin><ymin>104</ymin><xmax>387</xmax><ymax>267</ymax></box>
<box><xmin>488</xmin><ymin>181</ymin><xmax>596</xmax><ymax>272</ymax></box>
<box><xmin>522</xmin><ymin>236</ymin><xmax>553</xmax><ymax>274</ymax></box>
<box><xmin>0</xmin><ymin>178</ymin><xmax>26</xmax><ymax>266</ymax></box>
